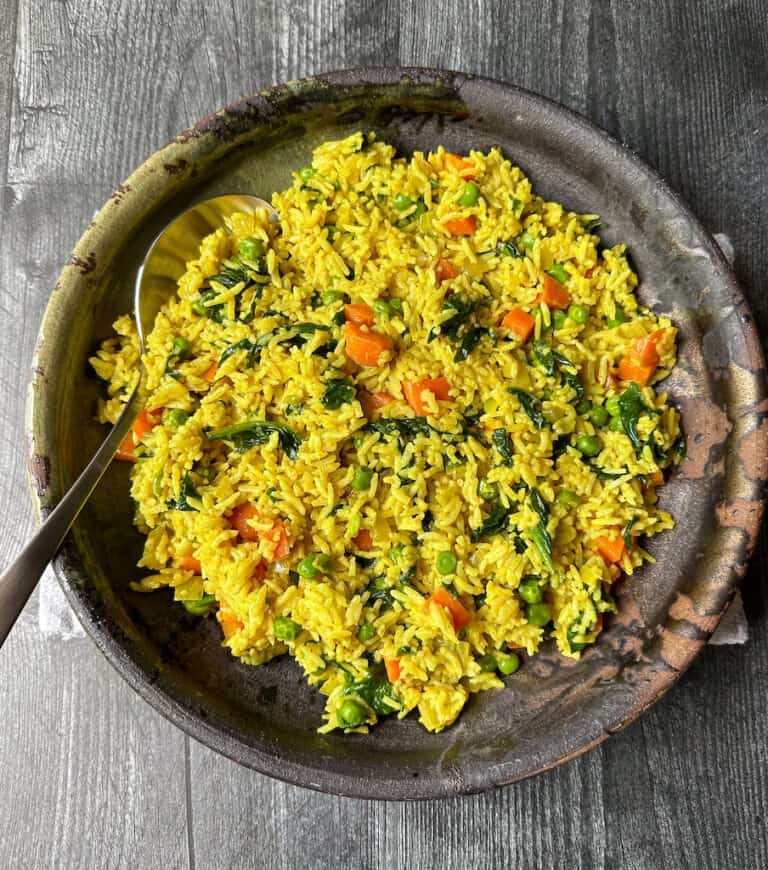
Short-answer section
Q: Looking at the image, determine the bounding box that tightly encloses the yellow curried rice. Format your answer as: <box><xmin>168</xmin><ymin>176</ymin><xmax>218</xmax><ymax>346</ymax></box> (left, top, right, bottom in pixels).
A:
<box><xmin>90</xmin><ymin>132</ymin><xmax>683</xmax><ymax>734</ymax></box>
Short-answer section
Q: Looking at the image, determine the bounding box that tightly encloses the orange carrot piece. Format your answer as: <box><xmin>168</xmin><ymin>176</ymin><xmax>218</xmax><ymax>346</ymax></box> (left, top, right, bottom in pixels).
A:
<box><xmin>426</xmin><ymin>586</ymin><xmax>472</xmax><ymax>631</ymax></box>
<box><xmin>217</xmin><ymin>609</ymin><xmax>243</xmax><ymax>640</ymax></box>
<box><xmin>402</xmin><ymin>377</ymin><xmax>451</xmax><ymax>416</ymax></box>
<box><xmin>617</xmin><ymin>357</ymin><xmax>655</xmax><ymax>385</ymax></box>
<box><xmin>115</xmin><ymin>431</ymin><xmax>138</xmax><ymax>462</ymax></box>
<box><xmin>178</xmin><ymin>553</ymin><xmax>202</xmax><ymax>573</ymax></box>
<box><xmin>596</xmin><ymin>533</ymin><xmax>626</xmax><ymax>564</ymax></box>
<box><xmin>352</xmin><ymin>528</ymin><xmax>374</xmax><ymax>551</ymax></box>
<box><xmin>202</xmin><ymin>362</ymin><xmax>218</xmax><ymax>382</ymax></box>
<box><xmin>360</xmin><ymin>390</ymin><xmax>395</xmax><ymax>416</ymax></box>
<box><xmin>443</xmin><ymin>215</ymin><xmax>477</xmax><ymax>236</ymax></box>
<box><xmin>436</xmin><ymin>258</ymin><xmax>459</xmax><ymax>282</ymax></box>
<box><xmin>115</xmin><ymin>409</ymin><xmax>158</xmax><ymax>461</ymax></box>
<box><xmin>384</xmin><ymin>657</ymin><xmax>401</xmax><ymax>682</ymax></box>
<box><xmin>538</xmin><ymin>274</ymin><xmax>571</xmax><ymax>309</ymax></box>
<box><xmin>501</xmin><ymin>307</ymin><xmax>536</xmax><ymax>342</ymax></box>
<box><xmin>444</xmin><ymin>152</ymin><xmax>475</xmax><ymax>177</ymax></box>
<box><xmin>626</xmin><ymin>336</ymin><xmax>660</xmax><ymax>367</ymax></box>
<box><xmin>229</xmin><ymin>503</ymin><xmax>260</xmax><ymax>542</ymax></box>
<box><xmin>343</xmin><ymin>322</ymin><xmax>393</xmax><ymax>367</ymax></box>
<box><xmin>649</xmin><ymin>470</ymin><xmax>665</xmax><ymax>486</ymax></box>
<box><xmin>262</xmin><ymin>521</ymin><xmax>290</xmax><ymax>560</ymax></box>
<box><xmin>344</xmin><ymin>303</ymin><xmax>375</xmax><ymax>327</ymax></box>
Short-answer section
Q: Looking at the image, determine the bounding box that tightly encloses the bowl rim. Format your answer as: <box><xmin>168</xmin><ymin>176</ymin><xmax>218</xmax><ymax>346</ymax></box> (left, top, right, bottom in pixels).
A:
<box><xmin>26</xmin><ymin>65</ymin><xmax>768</xmax><ymax>799</ymax></box>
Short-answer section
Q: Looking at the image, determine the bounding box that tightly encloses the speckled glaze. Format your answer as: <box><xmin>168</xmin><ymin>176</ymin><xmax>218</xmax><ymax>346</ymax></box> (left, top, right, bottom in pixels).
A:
<box><xmin>27</xmin><ymin>68</ymin><xmax>768</xmax><ymax>799</ymax></box>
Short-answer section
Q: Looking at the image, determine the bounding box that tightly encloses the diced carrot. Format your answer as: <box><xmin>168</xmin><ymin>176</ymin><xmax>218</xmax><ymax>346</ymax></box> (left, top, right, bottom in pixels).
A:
<box><xmin>352</xmin><ymin>528</ymin><xmax>373</xmax><ymax>551</ymax></box>
<box><xmin>229</xmin><ymin>503</ymin><xmax>260</xmax><ymax>542</ymax></box>
<box><xmin>344</xmin><ymin>303</ymin><xmax>375</xmax><ymax>327</ymax></box>
<box><xmin>617</xmin><ymin>357</ymin><xmax>655</xmax><ymax>385</ymax></box>
<box><xmin>596</xmin><ymin>533</ymin><xmax>626</xmax><ymax>564</ymax></box>
<box><xmin>202</xmin><ymin>362</ymin><xmax>218</xmax><ymax>382</ymax></box>
<box><xmin>360</xmin><ymin>391</ymin><xmax>395</xmax><ymax>416</ymax></box>
<box><xmin>115</xmin><ymin>409</ymin><xmax>158</xmax><ymax>462</ymax></box>
<box><xmin>402</xmin><ymin>377</ymin><xmax>451</xmax><ymax>416</ymax></box>
<box><xmin>115</xmin><ymin>431</ymin><xmax>138</xmax><ymax>462</ymax></box>
<box><xmin>436</xmin><ymin>258</ymin><xmax>459</xmax><ymax>282</ymax></box>
<box><xmin>649</xmin><ymin>470</ymin><xmax>665</xmax><ymax>486</ymax></box>
<box><xmin>443</xmin><ymin>215</ymin><xmax>477</xmax><ymax>236</ymax></box>
<box><xmin>217</xmin><ymin>609</ymin><xmax>243</xmax><ymax>640</ymax></box>
<box><xmin>384</xmin><ymin>657</ymin><xmax>401</xmax><ymax>682</ymax></box>
<box><xmin>538</xmin><ymin>273</ymin><xmax>571</xmax><ymax>309</ymax></box>
<box><xmin>425</xmin><ymin>586</ymin><xmax>472</xmax><ymax>631</ymax></box>
<box><xmin>501</xmin><ymin>307</ymin><xmax>536</xmax><ymax>342</ymax></box>
<box><xmin>343</xmin><ymin>322</ymin><xmax>394</xmax><ymax>367</ymax></box>
<box><xmin>178</xmin><ymin>553</ymin><xmax>201</xmax><ymax>573</ymax></box>
<box><xmin>262</xmin><ymin>520</ymin><xmax>290</xmax><ymax>560</ymax></box>
<box><xmin>444</xmin><ymin>152</ymin><xmax>475</xmax><ymax>178</ymax></box>
<box><xmin>132</xmin><ymin>409</ymin><xmax>156</xmax><ymax>441</ymax></box>
<box><xmin>507</xmin><ymin>641</ymin><xmax>524</xmax><ymax>650</ymax></box>
<box><xmin>626</xmin><ymin>335</ymin><xmax>660</xmax><ymax>367</ymax></box>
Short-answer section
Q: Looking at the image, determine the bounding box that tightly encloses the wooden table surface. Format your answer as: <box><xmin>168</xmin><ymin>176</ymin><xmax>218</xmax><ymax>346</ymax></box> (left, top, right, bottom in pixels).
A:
<box><xmin>1</xmin><ymin>1</ymin><xmax>767</xmax><ymax>867</ymax></box>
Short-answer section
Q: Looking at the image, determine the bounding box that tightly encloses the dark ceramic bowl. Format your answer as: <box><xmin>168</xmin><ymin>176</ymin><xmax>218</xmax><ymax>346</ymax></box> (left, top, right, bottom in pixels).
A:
<box><xmin>28</xmin><ymin>68</ymin><xmax>768</xmax><ymax>799</ymax></box>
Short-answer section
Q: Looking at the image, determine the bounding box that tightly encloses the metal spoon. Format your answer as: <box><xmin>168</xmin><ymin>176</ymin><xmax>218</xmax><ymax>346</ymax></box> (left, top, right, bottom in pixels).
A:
<box><xmin>0</xmin><ymin>194</ymin><xmax>273</xmax><ymax>647</ymax></box>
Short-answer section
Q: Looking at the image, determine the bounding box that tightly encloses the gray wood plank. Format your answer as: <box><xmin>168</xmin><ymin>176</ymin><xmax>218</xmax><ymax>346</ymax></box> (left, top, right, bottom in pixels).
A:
<box><xmin>0</xmin><ymin>620</ymin><xmax>188</xmax><ymax>870</ymax></box>
<box><xmin>0</xmin><ymin>3</ymin><xmax>191</xmax><ymax>869</ymax></box>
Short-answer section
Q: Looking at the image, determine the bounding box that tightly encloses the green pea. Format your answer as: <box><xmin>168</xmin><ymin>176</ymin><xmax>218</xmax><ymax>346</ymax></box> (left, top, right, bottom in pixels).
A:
<box><xmin>238</xmin><ymin>237</ymin><xmax>265</xmax><ymax>260</ymax></box>
<box><xmin>605</xmin><ymin>396</ymin><xmax>621</xmax><ymax>417</ymax></box>
<box><xmin>518</xmin><ymin>577</ymin><xmax>543</xmax><ymax>604</ymax></box>
<box><xmin>526</xmin><ymin>602</ymin><xmax>552</xmax><ymax>627</ymax></box>
<box><xmin>568</xmin><ymin>304</ymin><xmax>589</xmax><ymax>325</ymax></box>
<box><xmin>609</xmin><ymin>416</ymin><xmax>624</xmax><ymax>432</ymax></box>
<box><xmin>478</xmin><ymin>479</ymin><xmax>498</xmax><ymax>501</ymax></box>
<box><xmin>552</xmin><ymin>310</ymin><xmax>567</xmax><ymax>330</ymax></box>
<box><xmin>478</xmin><ymin>653</ymin><xmax>498</xmax><ymax>672</ymax></box>
<box><xmin>497</xmin><ymin>652</ymin><xmax>520</xmax><ymax>675</ymax></box>
<box><xmin>352</xmin><ymin>467</ymin><xmax>374</xmax><ymax>491</ymax></box>
<box><xmin>393</xmin><ymin>193</ymin><xmax>413</xmax><ymax>211</ymax></box>
<box><xmin>274</xmin><ymin>616</ymin><xmax>300</xmax><ymax>641</ymax></box>
<box><xmin>388</xmin><ymin>297</ymin><xmax>404</xmax><ymax>314</ymax></box>
<box><xmin>373</xmin><ymin>300</ymin><xmax>391</xmax><ymax>317</ymax></box>
<box><xmin>166</xmin><ymin>409</ymin><xmax>189</xmax><ymax>428</ymax></box>
<box><xmin>297</xmin><ymin>556</ymin><xmax>319</xmax><ymax>579</ymax></box>
<box><xmin>458</xmin><ymin>181</ymin><xmax>480</xmax><ymax>207</ymax></box>
<box><xmin>519</xmin><ymin>230</ymin><xmax>536</xmax><ymax>252</ymax></box>
<box><xmin>299</xmin><ymin>165</ymin><xmax>315</xmax><ymax>181</ymax></box>
<box><xmin>314</xmin><ymin>553</ymin><xmax>333</xmax><ymax>574</ymax></box>
<box><xmin>436</xmin><ymin>550</ymin><xmax>458</xmax><ymax>576</ymax></box>
<box><xmin>575</xmin><ymin>400</ymin><xmax>592</xmax><ymax>416</ymax></box>
<box><xmin>530</xmin><ymin>306</ymin><xmax>541</xmax><ymax>321</ymax></box>
<box><xmin>337</xmin><ymin>698</ymin><xmax>367</xmax><ymax>728</ymax></box>
<box><xmin>171</xmin><ymin>337</ymin><xmax>192</xmax><ymax>360</ymax></box>
<box><xmin>183</xmin><ymin>594</ymin><xmax>216</xmax><ymax>616</ymax></box>
<box><xmin>589</xmin><ymin>404</ymin><xmax>609</xmax><ymax>426</ymax></box>
<box><xmin>576</xmin><ymin>434</ymin><xmax>601</xmax><ymax>457</ymax></box>
<box><xmin>557</xmin><ymin>490</ymin><xmax>579</xmax><ymax>507</ymax></box>
<box><xmin>606</xmin><ymin>307</ymin><xmax>628</xmax><ymax>328</ymax></box>
<box><xmin>358</xmin><ymin>622</ymin><xmax>375</xmax><ymax>642</ymax></box>
<box><xmin>547</xmin><ymin>263</ymin><xmax>570</xmax><ymax>284</ymax></box>
<box><xmin>322</xmin><ymin>289</ymin><xmax>343</xmax><ymax>305</ymax></box>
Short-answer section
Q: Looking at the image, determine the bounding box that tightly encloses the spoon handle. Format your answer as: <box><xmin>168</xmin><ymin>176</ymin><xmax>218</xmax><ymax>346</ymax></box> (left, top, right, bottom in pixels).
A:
<box><xmin>0</xmin><ymin>385</ymin><xmax>142</xmax><ymax>647</ymax></box>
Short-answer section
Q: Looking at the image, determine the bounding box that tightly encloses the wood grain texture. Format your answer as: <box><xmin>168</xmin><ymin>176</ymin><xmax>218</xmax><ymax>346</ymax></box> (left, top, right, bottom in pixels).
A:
<box><xmin>0</xmin><ymin>1</ymin><xmax>767</xmax><ymax>868</ymax></box>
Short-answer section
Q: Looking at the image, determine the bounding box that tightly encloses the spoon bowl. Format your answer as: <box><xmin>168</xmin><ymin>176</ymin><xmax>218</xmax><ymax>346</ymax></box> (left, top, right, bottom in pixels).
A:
<box><xmin>0</xmin><ymin>194</ymin><xmax>271</xmax><ymax>648</ymax></box>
